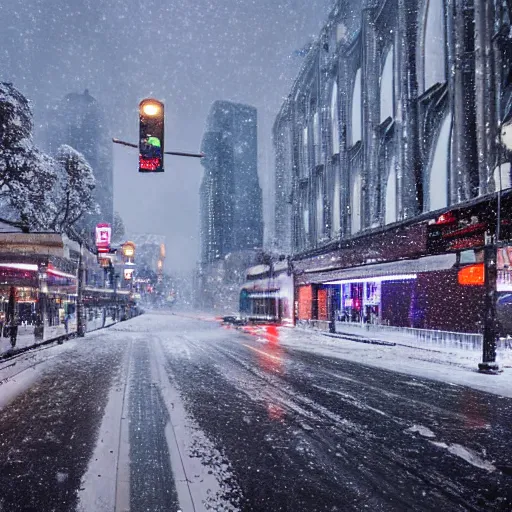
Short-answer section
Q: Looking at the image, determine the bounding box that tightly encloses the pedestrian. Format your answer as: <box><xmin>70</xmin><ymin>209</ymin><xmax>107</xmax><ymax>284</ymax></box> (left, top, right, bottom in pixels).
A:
<box><xmin>64</xmin><ymin>312</ymin><xmax>70</xmax><ymax>335</ymax></box>
<box><xmin>10</xmin><ymin>313</ymin><xmax>18</xmax><ymax>347</ymax></box>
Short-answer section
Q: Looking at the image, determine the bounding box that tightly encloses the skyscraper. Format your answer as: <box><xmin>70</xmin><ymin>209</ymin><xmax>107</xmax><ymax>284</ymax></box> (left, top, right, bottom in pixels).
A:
<box><xmin>45</xmin><ymin>89</ymin><xmax>113</xmax><ymax>227</ymax></box>
<box><xmin>200</xmin><ymin>101</ymin><xmax>263</xmax><ymax>264</ymax></box>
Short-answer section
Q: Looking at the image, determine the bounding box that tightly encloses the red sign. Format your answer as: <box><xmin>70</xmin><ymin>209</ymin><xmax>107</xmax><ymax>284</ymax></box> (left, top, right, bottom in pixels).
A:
<box><xmin>95</xmin><ymin>223</ymin><xmax>112</xmax><ymax>253</ymax></box>
<box><xmin>139</xmin><ymin>156</ymin><xmax>162</xmax><ymax>172</ymax></box>
<box><xmin>458</xmin><ymin>264</ymin><xmax>485</xmax><ymax>286</ymax></box>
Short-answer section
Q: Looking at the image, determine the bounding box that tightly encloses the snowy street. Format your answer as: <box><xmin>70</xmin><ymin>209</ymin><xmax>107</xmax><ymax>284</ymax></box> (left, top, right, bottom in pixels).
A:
<box><xmin>0</xmin><ymin>313</ymin><xmax>511</xmax><ymax>511</ymax></box>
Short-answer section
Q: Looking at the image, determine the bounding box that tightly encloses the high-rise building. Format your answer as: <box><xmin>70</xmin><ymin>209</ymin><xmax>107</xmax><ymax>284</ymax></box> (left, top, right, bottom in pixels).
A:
<box><xmin>44</xmin><ymin>89</ymin><xmax>113</xmax><ymax>227</ymax></box>
<box><xmin>200</xmin><ymin>101</ymin><xmax>263</xmax><ymax>264</ymax></box>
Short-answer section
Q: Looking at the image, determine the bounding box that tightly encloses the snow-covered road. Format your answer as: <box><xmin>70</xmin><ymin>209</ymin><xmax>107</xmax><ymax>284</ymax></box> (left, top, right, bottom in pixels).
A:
<box><xmin>0</xmin><ymin>312</ymin><xmax>511</xmax><ymax>511</ymax></box>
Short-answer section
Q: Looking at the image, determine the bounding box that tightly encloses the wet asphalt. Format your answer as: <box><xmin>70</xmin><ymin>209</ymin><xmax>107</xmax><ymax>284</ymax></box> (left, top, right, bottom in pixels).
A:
<box><xmin>0</xmin><ymin>313</ymin><xmax>511</xmax><ymax>512</ymax></box>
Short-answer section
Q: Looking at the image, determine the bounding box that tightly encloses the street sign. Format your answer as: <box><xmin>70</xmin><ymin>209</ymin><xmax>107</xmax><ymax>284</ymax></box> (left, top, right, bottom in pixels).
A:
<box><xmin>95</xmin><ymin>223</ymin><xmax>112</xmax><ymax>253</ymax></box>
<box><xmin>121</xmin><ymin>241</ymin><xmax>136</xmax><ymax>263</ymax></box>
<box><xmin>139</xmin><ymin>98</ymin><xmax>164</xmax><ymax>172</ymax></box>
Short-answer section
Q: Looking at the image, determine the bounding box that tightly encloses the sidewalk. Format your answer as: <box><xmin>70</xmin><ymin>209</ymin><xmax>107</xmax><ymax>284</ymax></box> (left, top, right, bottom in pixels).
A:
<box><xmin>232</xmin><ymin>321</ymin><xmax>511</xmax><ymax>398</ymax></box>
<box><xmin>0</xmin><ymin>325</ymin><xmax>38</xmax><ymax>357</ymax></box>
<box><xmin>278</xmin><ymin>325</ymin><xmax>512</xmax><ymax>398</ymax></box>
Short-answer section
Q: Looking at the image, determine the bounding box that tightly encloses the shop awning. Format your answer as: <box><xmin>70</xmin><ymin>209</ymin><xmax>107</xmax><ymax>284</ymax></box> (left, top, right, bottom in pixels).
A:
<box><xmin>298</xmin><ymin>253</ymin><xmax>457</xmax><ymax>285</ymax></box>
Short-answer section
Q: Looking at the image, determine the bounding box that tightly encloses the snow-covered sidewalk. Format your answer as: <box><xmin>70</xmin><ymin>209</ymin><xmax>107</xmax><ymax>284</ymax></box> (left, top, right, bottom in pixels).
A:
<box><xmin>0</xmin><ymin>325</ymin><xmax>38</xmax><ymax>357</ymax></box>
<box><xmin>236</xmin><ymin>322</ymin><xmax>512</xmax><ymax>398</ymax></box>
<box><xmin>275</xmin><ymin>326</ymin><xmax>512</xmax><ymax>398</ymax></box>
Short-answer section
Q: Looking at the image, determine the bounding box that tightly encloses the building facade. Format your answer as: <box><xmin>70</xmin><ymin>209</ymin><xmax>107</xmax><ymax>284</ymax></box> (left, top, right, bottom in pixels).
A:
<box><xmin>272</xmin><ymin>0</ymin><xmax>512</xmax><ymax>336</ymax></box>
<box><xmin>45</xmin><ymin>89</ymin><xmax>114</xmax><ymax>227</ymax></box>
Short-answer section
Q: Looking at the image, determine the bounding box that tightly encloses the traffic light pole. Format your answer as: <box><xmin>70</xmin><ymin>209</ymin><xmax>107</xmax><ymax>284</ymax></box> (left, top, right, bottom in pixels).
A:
<box><xmin>112</xmin><ymin>138</ymin><xmax>204</xmax><ymax>158</ymax></box>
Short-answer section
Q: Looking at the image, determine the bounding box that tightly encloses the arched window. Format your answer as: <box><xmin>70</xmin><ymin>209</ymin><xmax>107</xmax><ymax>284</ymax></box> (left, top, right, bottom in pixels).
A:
<box><xmin>302</xmin><ymin>125</ymin><xmax>309</xmax><ymax>175</ymax></box>
<box><xmin>385</xmin><ymin>157</ymin><xmax>397</xmax><ymax>224</ymax></box>
<box><xmin>303</xmin><ymin>209</ymin><xmax>310</xmax><ymax>236</ymax></box>
<box><xmin>331</xmin><ymin>81</ymin><xmax>340</xmax><ymax>155</ymax></box>
<box><xmin>351</xmin><ymin>69</ymin><xmax>362</xmax><ymax>145</ymax></box>
<box><xmin>423</xmin><ymin>0</ymin><xmax>446</xmax><ymax>92</ymax></box>
<box><xmin>313</xmin><ymin>111</ymin><xmax>321</xmax><ymax>165</ymax></box>
<box><xmin>380</xmin><ymin>47</ymin><xmax>394</xmax><ymax>123</ymax></box>
<box><xmin>428</xmin><ymin>115</ymin><xmax>452</xmax><ymax>211</ymax></box>
<box><xmin>351</xmin><ymin>172</ymin><xmax>362</xmax><ymax>234</ymax></box>
<box><xmin>332</xmin><ymin>169</ymin><xmax>341</xmax><ymax>234</ymax></box>
<box><xmin>494</xmin><ymin>163</ymin><xmax>512</xmax><ymax>192</ymax></box>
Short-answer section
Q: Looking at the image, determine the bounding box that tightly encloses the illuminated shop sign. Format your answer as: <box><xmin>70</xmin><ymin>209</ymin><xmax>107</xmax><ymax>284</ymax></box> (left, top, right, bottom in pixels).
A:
<box><xmin>497</xmin><ymin>246</ymin><xmax>512</xmax><ymax>291</ymax></box>
<box><xmin>122</xmin><ymin>241</ymin><xmax>136</xmax><ymax>259</ymax></box>
<box><xmin>97</xmin><ymin>254</ymin><xmax>115</xmax><ymax>268</ymax></box>
<box><xmin>325</xmin><ymin>274</ymin><xmax>417</xmax><ymax>285</ymax></box>
<box><xmin>426</xmin><ymin>206</ymin><xmax>512</xmax><ymax>254</ymax></box>
<box><xmin>427</xmin><ymin>216</ymin><xmax>487</xmax><ymax>253</ymax></box>
<box><xmin>458</xmin><ymin>264</ymin><xmax>485</xmax><ymax>286</ymax></box>
<box><xmin>364</xmin><ymin>281</ymin><xmax>381</xmax><ymax>306</ymax></box>
<box><xmin>95</xmin><ymin>223</ymin><xmax>112</xmax><ymax>253</ymax></box>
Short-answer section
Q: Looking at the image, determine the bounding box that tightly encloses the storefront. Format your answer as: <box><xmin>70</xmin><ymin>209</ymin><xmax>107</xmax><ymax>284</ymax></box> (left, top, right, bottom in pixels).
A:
<box><xmin>325</xmin><ymin>274</ymin><xmax>420</xmax><ymax>326</ymax></box>
<box><xmin>241</xmin><ymin>263</ymin><xmax>294</xmax><ymax>324</ymax></box>
<box><xmin>294</xmin><ymin>252</ymin><xmax>489</xmax><ymax>332</ymax></box>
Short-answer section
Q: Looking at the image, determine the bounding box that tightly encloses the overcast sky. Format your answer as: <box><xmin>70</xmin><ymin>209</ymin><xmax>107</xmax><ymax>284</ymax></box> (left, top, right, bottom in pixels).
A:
<box><xmin>0</xmin><ymin>0</ymin><xmax>333</xmax><ymax>273</ymax></box>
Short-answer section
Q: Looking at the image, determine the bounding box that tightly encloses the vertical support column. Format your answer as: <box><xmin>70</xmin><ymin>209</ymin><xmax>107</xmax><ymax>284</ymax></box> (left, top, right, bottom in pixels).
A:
<box><xmin>77</xmin><ymin>243</ymin><xmax>85</xmax><ymax>337</ymax></box>
<box><xmin>328</xmin><ymin>286</ymin><xmax>336</xmax><ymax>333</ymax></box>
<box><xmin>361</xmin><ymin>8</ymin><xmax>379</xmax><ymax>230</ymax></box>
<box><xmin>475</xmin><ymin>0</ymin><xmax>497</xmax><ymax>195</ymax></box>
<box><xmin>397</xmin><ymin>0</ymin><xmax>422</xmax><ymax>218</ymax></box>
<box><xmin>450</xmin><ymin>0</ymin><xmax>479</xmax><ymax>202</ymax></box>
<box><xmin>37</xmin><ymin>262</ymin><xmax>48</xmax><ymax>342</ymax></box>
<box><xmin>339</xmin><ymin>55</ymin><xmax>350</xmax><ymax>238</ymax></box>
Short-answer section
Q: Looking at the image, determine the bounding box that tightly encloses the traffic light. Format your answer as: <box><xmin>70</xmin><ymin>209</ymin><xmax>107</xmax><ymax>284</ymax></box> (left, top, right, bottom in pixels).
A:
<box><xmin>139</xmin><ymin>98</ymin><xmax>164</xmax><ymax>172</ymax></box>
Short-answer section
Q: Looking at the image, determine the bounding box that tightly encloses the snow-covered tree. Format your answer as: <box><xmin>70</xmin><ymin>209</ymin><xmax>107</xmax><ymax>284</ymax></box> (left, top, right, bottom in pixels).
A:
<box><xmin>0</xmin><ymin>82</ymin><xmax>58</xmax><ymax>231</ymax></box>
<box><xmin>52</xmin><ymin>144</ymin><xmax>98</xmax><ymax>233</ymax></box>
<box><xmin>112</xmin><ymin>210</ymin><xmax>126</xmax><ymax>244</ymax></box>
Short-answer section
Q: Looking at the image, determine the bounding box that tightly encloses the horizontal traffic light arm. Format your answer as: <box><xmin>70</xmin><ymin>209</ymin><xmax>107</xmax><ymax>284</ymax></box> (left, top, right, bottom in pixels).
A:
<box><xmin>112</xmin><ymin>138</ymin><xmax>138</xmax><ymax>148</ymax></box>
<box><xmin>112</xmin><ymin>138</ymin><xmax>204</xmax><ymax>158</ymax></box>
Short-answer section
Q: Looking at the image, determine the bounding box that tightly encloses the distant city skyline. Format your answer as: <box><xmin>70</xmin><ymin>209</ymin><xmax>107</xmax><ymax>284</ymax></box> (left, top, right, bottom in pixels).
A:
<box><xmin>0</xmin><ymin>0</ymin><xmax>334</xmax><ymax>273</ymax></box>
<box><xmin>44</xmin><ymin>89</ymin><xmax>114</xmax><ymax>228</ymax></box>
<box><xmin>200</xmin><ymin>101</ymin><xmax>262</xmax><ymax>263</ymax></box>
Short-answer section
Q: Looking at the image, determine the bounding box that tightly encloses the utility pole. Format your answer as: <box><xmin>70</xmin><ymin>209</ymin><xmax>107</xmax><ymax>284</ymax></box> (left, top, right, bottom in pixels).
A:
<box><xmin>477</xmin><ymin>0</ymin><xmax>505</xmax><ymax>374</ymax></box>
<box><xmin>76</xmin><ymin>242</ymin><xmax>85</xmax><ymax>337</ymax></box>
<box><xmin>479</xmin><ymin>244</ymin><xmax>500</xmax><ymax>373</ymax></box>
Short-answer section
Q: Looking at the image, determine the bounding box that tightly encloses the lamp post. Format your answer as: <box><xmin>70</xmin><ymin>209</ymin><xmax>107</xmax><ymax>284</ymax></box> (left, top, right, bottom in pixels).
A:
<box><xmin>76</xmin><ymin>242</ymin><xmax>85</xmax><ymax>337</ymax></box>
<box><xmin>478</xmin><ymin>90</ymin><xmax>512</xmax><ymax>373</ymax></box>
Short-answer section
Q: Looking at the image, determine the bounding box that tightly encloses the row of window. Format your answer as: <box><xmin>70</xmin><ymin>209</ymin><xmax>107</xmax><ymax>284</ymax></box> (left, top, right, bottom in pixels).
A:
<box><xmin>292</xmin><ymin>0</ymin><xmax>449</xmax><ymax>248</ymax></box>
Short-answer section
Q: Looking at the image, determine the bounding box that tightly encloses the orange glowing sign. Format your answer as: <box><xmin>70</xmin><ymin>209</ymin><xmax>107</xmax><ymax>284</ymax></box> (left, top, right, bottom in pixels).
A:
<box><xmin>458</xmin><ymin>263</ymin><xmax>485</xmax><ymax>286</ymax></box>
<box><xmin>122</xmin><ymin>241</ymin><xmax>136</xmax><ymax>258</ymax></box>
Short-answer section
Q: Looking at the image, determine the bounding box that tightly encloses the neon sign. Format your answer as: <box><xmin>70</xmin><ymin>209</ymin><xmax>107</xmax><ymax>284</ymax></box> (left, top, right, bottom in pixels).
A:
<box><xmin>95</xmin><ymin>223</ymin><xmax>112</xmax><ymax>253</ymax></box>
